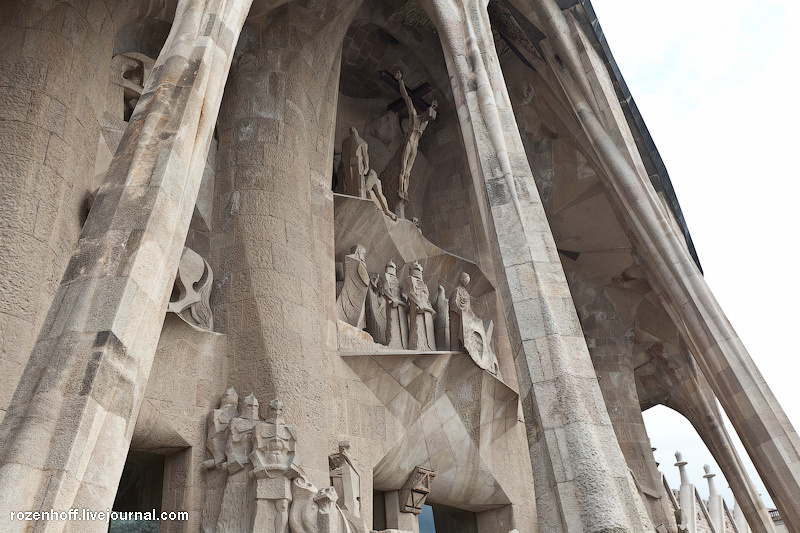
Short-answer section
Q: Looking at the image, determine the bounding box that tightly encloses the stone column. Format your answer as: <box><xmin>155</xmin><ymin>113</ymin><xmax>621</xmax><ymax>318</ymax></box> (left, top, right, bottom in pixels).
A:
<box><xmin>0</xmin><ymin>1</ymin><xmax>254</xmax><ymax>531</ymax></box>
<box><xmin>418</xmin><ymin>0</ymin><xmax>653</xmax><ymax>530</ymax></box>
<box><xmin>384</xmin><ymin>491</ymin><xmax>419</xmax><ymax>533</ymax></box>
<box><xmin>0</xmin><ymin>1</ymin><xmax>115</xmax><ymax>421</ymax></box>
<box><xmin>210</xmin><ymin>0</ymin><xmax>361</xmax><ymax>486</ymax></box>
<box><xmin>574</xmin><ymin>284</ymin><xmax>678</xmax><ymax>532</ymax></box>
<box><xmin>735</xmin><ymin>501</ymin><xmax>752</xmax><ymax>533</ymax></box>
<box><xmin>675</xmin><ymin>452</ymin><xmax>696</xmax><ymax>533</ymax></box>
<box><xmin>704</xmin><ymin>465</ymin><xmax>724</xmax><ymax>533</ymax></box>
<box><xmin>524</xmin><ymin>2</ymin><xmax>800</xmax><ymax>529</ymax></box>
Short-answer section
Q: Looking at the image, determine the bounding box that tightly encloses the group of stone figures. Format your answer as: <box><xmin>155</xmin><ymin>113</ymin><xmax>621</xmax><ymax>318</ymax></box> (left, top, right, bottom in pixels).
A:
<box><xmin>203</xmin><ymin>389</ymin><xmax>365</xmax><ymax>533</ymax></box>
<box><xmin>336</xmin><ymin>72</ymin><xmax>437</xmax><ymax>219</ymax></box>
<box><xmin>335</xmin><ymin>245</ymin><xmax>499</xmax><ymax>375</ymax></box>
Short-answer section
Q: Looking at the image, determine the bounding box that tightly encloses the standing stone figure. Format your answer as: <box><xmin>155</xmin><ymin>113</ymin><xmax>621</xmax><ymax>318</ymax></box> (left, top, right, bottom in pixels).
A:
<box><xmin>433</xmin><ymin>285</ymin><xmax>450</xmax><ymax>351</ymax></box>
<box><xmin>341</xmin><ymin>127</ymin><xmax>369</xmax><ymax>198</ymax></box>
<box><xmin>336</xmin><ymin>245</ymin><xmax>370</xmax><ymax>329</ymax></box>
<box><xmin>379</xmin><ymin>261</ymin><xmax>408</xmax><ymax>349</ymax></box>
<box><xmin>250</xmin><ymin>399</ymin><xmax>299</xmax><ymax>533</ymax></box>
<box><xmin>205</xmin><ymin>387</ymin><xmax>239</xmax><ymax>468</ymax></box>
<box><xmin>449</xmin><ymin>272</ymin><xmax>499</xmax><ymax>375</ymax></box>
<box><xmin>202</xmin><ymin>388</ymin><xmax>240</xmax><ymax>533</ymax></box>
<box><xmin>395</xmin><ymin>71</ymin><xmax>437</xmax><ymax>200</ymax></box>
<box><xmin>365</xmin><ymin>274</ymin><xmax>386</xmax><ymax>345</ymax></box>
<box><xmin>217</xmin><ymin>394</ymin><xmax>260</xmax><ymax>533</ymax></box>
<box><xmin>329</xmin><ymin>441</ymin><xmax>362</xmax><ymax>517</ymax></box>
<box><xmin>402</xmin><ymin>262</ymin><xmax>436</xmax><ymax>351</ymax></box>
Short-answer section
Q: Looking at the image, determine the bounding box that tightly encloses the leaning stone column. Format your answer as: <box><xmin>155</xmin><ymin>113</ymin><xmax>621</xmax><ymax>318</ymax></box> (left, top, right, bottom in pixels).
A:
<box><xmin>0</xmin><ymin>1</ymin><xmax>253</xmax><ymax>531</ymax></box>
<box><xmin>419</xmin><ymin>0</ymin><xmax>653</xmax><ymax>530</ymax></box>
<box><xmin>524</xmin><ymin>2</ymin><xmax>800</xmax><ymax>529</ymax></box>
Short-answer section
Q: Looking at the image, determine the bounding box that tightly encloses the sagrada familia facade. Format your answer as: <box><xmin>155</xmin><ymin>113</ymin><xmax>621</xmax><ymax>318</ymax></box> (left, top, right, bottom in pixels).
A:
<box><xmin>0</xmin><ymin>0</ymin><xmax>797</xmax><ymax>532</ymax></box>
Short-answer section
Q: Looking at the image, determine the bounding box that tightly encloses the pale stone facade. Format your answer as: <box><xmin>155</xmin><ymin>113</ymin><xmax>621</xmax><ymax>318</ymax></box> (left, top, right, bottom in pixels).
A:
<box><xmin>0</xmin><ymin>1</ymin><xmax>797</xmax><ymax>533</ymax></box>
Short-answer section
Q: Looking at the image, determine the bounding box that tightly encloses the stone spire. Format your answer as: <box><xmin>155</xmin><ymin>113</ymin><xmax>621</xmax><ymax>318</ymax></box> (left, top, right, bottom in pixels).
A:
<box><xmin>704</xmin><ymin>464</ymin><xmax>724</xmax><ymax>533</ymax></box>
<box><xmin>675</xmin><ymin>451</ymin><xmax>696</xmax><ymax>533</ymax></box>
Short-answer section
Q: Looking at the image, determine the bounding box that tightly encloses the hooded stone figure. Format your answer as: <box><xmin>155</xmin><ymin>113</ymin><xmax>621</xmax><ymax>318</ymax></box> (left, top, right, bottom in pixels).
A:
<box><xmin>450</xmin><ymin>272</ymin><xmax>499</xmax><ymax>375</ymax></box>
<box><xmin>433</xmin><ymin>285</ymin><xmax>450</xmax><ymax>351</ymax></box>
<box><xmin>336</xmin><ymin>244</ymin><xmax>370</xmax><ymax>328</ymax></box>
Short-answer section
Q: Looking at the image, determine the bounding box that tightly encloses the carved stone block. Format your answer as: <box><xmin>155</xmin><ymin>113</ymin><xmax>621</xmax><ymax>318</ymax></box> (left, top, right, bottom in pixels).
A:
<box><xmin>168</xmin><ymin>247</ymin><xmax>214</xmax><ymax>330</ymax></box>
<box><xmin>399</xmin><ymin>466</ymin><xmax>435</xmax><ymax>515</ymax></box>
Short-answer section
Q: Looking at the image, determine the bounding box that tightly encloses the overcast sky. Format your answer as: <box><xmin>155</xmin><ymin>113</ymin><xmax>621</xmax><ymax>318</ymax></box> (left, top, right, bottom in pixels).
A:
<box><xmin>588</xmin><ymin>0</ymin><xmax>800</xmax><ymax>511</ymax></box>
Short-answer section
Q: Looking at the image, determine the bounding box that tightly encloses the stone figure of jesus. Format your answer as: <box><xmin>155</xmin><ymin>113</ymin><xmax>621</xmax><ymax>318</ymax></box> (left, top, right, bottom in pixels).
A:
<box><xmin>395</xmin><ymin>71</ymin><xmax>437</xmax><ymax>200</ymax></box>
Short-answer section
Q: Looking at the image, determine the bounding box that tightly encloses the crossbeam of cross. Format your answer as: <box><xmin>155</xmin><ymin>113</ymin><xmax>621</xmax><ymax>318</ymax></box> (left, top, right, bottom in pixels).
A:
<box><xmin>380</xmin><ymin>70</ymin><xmax>433</xmax><ymax>113</ymax></box>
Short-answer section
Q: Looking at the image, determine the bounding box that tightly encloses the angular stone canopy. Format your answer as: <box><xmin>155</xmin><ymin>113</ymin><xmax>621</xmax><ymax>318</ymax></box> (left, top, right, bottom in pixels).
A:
<box><xmin>345</xmin><ymin>352</ymin><xmax>516</xmax><ymax>511</ymax></box>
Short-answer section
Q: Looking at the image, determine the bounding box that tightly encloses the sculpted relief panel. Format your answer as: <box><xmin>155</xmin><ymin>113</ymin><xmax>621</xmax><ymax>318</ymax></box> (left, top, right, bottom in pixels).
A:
<box><xmin>334</xmin><ymin>236</ymin><xmax>499</xmax><ymax>376</ymax></box>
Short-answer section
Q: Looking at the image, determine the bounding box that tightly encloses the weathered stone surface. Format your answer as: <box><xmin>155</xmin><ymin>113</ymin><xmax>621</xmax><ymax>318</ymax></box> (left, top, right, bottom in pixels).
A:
<box><xmin>520</xmin><ymin>0</ymin><xmax>800</xmax><ymax>528</ymax></box>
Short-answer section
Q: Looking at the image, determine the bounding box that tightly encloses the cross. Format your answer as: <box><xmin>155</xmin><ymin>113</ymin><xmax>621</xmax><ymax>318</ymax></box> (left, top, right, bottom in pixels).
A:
<box><xmin>380</xmin><ymin>70</ymin><xmax>434</xmax><ymax>113</ymax></box>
